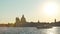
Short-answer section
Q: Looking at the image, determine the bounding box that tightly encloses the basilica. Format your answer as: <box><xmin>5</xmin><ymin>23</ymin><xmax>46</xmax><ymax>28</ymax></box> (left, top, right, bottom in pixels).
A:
<box><xmin>14</xmin><ymin>15</ymin><xmax>60</xmax><ymax>27</ymax></box>
<box><xmin>14</xmin><ymin>15</ymin><xmax>27</xmax><ymax>27</ymax></box>
<box><xmin>14</xmin><ymin>15</ymin><xmax>51</xmax><ymax>27</ymax></box>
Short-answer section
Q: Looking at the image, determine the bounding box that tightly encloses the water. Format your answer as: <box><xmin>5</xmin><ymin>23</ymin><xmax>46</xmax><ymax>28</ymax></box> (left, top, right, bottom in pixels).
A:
<box><xmin>0</xmin><ymin>27</ymin><xmax>60</xmax><ymax>34</ymax></box>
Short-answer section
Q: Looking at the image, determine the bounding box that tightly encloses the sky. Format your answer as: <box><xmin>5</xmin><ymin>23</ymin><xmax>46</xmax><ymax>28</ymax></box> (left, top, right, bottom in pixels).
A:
<box><xmin>0</xmin><ymin>0</ymin><xmax>60</xmax><ymax>24</ymax></box>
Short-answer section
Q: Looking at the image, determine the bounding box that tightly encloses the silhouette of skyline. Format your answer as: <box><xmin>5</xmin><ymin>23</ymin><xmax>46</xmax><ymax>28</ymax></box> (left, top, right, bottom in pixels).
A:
<box><xmin>0</xmin><ymin>15</ymin><xmax>59</xmax><ymax>27</ymax></box>
<box><xmin>0</xmin><ymin>0</ymin><xmax>60</xmax><ymax>23</ymax></box>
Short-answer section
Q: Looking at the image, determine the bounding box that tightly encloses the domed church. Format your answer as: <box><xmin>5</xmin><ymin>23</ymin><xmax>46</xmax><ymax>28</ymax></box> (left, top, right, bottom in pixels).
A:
<box><xmin>15</xmin><ymin>15</ymin><xmax>26</xmax><ymax>27</ymax></box>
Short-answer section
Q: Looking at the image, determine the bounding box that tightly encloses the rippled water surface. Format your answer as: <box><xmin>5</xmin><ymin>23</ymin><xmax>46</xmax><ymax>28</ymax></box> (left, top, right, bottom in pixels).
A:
<box><xmin>0</xmin><ymin>27</ymin><xmax>60</xmax><ymax>34</ymax></box>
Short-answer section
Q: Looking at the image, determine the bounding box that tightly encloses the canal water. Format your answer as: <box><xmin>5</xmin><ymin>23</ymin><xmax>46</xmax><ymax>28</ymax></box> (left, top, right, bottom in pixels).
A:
<box><xmin>0</xmin><ymin>27</ymin><xmax>59</xmax><ymax>34</ymax></box>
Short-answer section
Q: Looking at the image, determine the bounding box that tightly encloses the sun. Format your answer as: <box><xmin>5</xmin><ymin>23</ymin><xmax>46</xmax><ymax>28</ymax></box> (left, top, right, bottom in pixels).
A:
<box><xmin>43</xmin><ymin>2</ymin><xmax>58</xmax><ymax>17</ymax></box>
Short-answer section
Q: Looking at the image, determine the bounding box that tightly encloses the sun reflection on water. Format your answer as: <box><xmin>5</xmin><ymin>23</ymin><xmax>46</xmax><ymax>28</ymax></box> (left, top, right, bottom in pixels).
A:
<box><xmin>46</xmin><ymin>27</ymin><xmax>57</xmax><ymax>34</ymax></box>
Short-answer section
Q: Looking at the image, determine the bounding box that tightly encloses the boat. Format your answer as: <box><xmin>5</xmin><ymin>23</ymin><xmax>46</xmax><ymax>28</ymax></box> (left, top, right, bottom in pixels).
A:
<box><xmin>36</xmin><ymin>25</ymin><xmax>52</xmax><ymax>29</ymax></box>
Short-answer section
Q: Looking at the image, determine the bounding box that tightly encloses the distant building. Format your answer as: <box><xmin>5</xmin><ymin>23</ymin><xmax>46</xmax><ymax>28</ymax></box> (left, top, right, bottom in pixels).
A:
<box><xmin>16</xmin><ymin>17</ymin><xmax>20</xmax><ymax>23</ymax></box>
<box><xmin>14</xmin><ymin>15</ymin><xmax>26</xmax><ymax>27</ymax></box>
<box><xmin>21</xmin><ymin>15</ymin><xmax>26</xmax><ymax>23</ymax></box>
<box><xmin>15</xmin><ymin>17</ymin><xmax>20</xmax><ymax>27</ymax></box>
<box><xmin>38</xmin><ymin>20</ymin><xmax>40</xmax><ymax>23</ymax></box>
<box><xmin>55</xmin><ymin>19</ymin><xmax>56</xmax><ymax>23</ymax></box>
<box><xmin>14</xmin><ymin>15</ymin><xmax>59</xmax><ymax>27</ymax></box>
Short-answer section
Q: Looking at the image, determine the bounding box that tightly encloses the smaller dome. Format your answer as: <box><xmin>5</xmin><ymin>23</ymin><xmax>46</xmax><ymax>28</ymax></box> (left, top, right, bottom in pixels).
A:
<box><xmin>16</xmin><ymin>17</ymin><xmax>20</xmax><ymax>20</ymax></box>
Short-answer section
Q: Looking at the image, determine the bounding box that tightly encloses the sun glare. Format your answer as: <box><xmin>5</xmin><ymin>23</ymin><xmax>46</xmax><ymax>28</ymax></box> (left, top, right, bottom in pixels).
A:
<box><xmin>43</xmin><ymin>2</ymin><xmax>58</xmax><ymax>17</ymax></box>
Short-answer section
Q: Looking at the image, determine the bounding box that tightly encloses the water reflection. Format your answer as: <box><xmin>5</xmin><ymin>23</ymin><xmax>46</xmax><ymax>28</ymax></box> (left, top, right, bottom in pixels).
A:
<box><xmin>0</xmin><ymin>27</ymin><xmax>59</xmax><ymax>34</ymax></box>
<box><xmin>46</xmin><ymin>27</ymin><xmax>57</xmax><ymax>34</ymax></box>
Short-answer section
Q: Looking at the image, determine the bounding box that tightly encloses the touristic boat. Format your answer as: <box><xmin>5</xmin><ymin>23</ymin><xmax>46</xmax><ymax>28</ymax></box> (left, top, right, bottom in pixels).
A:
<box><xmin>36</xmin><ymin>25</ymin><xmax>52</xmax><ymax>29</ymax></box>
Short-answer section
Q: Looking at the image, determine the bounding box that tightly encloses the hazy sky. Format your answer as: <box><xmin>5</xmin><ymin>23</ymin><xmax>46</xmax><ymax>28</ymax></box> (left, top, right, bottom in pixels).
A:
<box><xmin>0</xmin><ymin>0</ymin><xmax>60</xmax><ymax>24</ymax></box>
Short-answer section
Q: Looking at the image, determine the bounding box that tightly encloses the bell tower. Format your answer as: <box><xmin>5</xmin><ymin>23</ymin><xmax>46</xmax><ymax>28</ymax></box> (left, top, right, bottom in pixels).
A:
<box><xmin>55</xmin><ymin>19</ymin><xmax>56</xmax><ymax>23</ymax></box>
